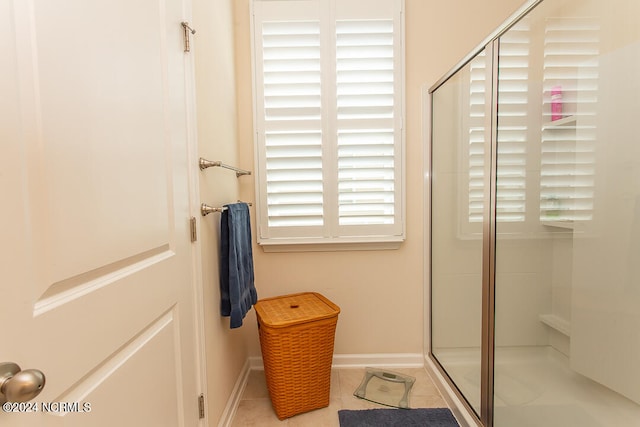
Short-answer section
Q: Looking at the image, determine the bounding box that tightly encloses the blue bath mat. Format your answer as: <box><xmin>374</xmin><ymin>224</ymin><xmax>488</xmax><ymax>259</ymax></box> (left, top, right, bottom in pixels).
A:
<box><xmin>338</xmin><ymin>407</ymin><xmax>459</xmax><ymax>426</ymax></box>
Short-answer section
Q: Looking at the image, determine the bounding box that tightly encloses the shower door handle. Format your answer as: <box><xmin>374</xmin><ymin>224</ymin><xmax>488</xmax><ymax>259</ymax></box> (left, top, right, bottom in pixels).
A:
<box><xmin>0</xmin><ymin>362</ymin><xmax>46</xmax><ymax>404</ymax></box>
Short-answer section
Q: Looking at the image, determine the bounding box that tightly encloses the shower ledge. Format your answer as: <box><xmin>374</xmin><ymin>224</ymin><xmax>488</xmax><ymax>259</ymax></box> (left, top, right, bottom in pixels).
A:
<box><xmin>542</xmin><ymin>221</ymin><xmax>574</xmax><ymax>230</ymax></box>
<box><xmin>539</xmin><ymin>314</ymin><xmax>571</xmax><ymax>337</ymax></box>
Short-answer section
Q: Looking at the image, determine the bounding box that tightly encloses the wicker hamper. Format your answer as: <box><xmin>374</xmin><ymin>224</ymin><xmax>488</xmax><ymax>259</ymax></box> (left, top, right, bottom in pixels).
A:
<box><xmin>255</xmin><ymin>292</ymin><xmax>340</xmax><ymax>420</ymax></box>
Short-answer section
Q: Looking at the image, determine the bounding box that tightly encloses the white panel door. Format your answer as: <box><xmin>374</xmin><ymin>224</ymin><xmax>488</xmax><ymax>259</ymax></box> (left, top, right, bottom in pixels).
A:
<box><xmin>1</xmin><ymin>0</ymin><xmax>202</xmax><ymax>425</ymax></box>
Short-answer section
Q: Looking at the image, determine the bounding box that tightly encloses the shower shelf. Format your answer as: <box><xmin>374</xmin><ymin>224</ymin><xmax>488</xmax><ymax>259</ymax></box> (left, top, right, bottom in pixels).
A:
<box><xmin>542</xmin><ymin>115</ymin><xmax>577</xmax><ymax>129</ymax></box>
<box><xmin>542</xmin><ymin>221</ymin><xmax>574</xmax><ymax>230</ymax></box>
<box><xmin>539</xmin><ymin>314</ymin><xmax>571</xmax><ymax>337</ymax></box>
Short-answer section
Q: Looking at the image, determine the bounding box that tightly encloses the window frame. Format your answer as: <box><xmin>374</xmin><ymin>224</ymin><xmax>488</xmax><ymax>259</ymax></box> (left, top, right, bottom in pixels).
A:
<box><xmin>250</xmin><ymin>0</ymin><xmax>406</xmax><ymax>250</ymax></box>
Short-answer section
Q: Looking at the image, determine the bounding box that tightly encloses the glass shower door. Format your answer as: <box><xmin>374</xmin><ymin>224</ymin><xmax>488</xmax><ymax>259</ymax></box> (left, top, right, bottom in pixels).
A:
<box><xmin>430</xmin><ymin>49</ymin><xmax>489</xmax><ymax>418</ymax></box>
<box><xmin>493</xmin><ymin>1</ymin><xmax>640</xmax><ymax>425</ymax></box>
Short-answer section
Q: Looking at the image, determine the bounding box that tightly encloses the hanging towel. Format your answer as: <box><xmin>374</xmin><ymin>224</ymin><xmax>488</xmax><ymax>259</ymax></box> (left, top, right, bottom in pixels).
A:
<box><xmin>220</xmin><ymin>202</ymin><xmax>258</xmax><ymax>328</ymax></box>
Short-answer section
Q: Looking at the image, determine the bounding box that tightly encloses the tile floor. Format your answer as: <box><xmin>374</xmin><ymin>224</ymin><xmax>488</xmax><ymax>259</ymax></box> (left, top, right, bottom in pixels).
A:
<box><xmin>230</xmin><ymin>367</ymin><xmax>450</xmax><ymax>426</ymax></box>
<box><xmin>438</xmin><ymin>346</ymin><xmax>640</xmax><ymax>427</ymax></box>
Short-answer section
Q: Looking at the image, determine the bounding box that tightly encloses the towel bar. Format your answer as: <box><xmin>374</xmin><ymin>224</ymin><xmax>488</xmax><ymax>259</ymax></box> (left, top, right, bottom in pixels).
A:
<box><xmin>201</xmin><ymin>202</ymin><xmax>253</xmax><ymax>216</ymax></box>
<box><xmin>199</xmin><ymin>157</ymin><xmax>252</xmax><ymax>177</ymax></box>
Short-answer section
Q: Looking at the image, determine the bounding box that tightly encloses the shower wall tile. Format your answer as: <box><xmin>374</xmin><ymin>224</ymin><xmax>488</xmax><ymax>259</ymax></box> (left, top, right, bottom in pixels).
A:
<box><xmin>495</xmin><ymin>272</ymin><xmax>550</xmax><ymax>347</ymax></box>
<box><xmin>431</xmin><ymin>274</ymin><xmax>483</xmax><ymax>348</ymax></box>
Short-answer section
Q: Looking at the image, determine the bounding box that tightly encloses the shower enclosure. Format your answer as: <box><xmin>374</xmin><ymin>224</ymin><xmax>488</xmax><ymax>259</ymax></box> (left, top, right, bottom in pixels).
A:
<box><xmin>428</xmin><ymin>0</ymin><xmax>640</xmax><ymax>425</ymax></box>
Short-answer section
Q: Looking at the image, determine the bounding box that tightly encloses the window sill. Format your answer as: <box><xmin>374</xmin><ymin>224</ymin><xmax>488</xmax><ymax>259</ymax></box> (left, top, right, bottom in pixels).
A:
<box><xmin>258</xmin><ymin>237</ymin><xmax>404</xmax><ymax>253</ymax></box>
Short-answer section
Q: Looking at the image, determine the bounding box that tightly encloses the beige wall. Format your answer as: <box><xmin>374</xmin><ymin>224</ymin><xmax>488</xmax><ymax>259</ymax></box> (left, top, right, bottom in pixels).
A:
<box><xmin>413</xmin><ymin>0</ymin><xmax>524</xmax><ymax>86</ymax></box>
<box><xmin>193</xmin><ymin>0</ymin><xmax>254</xmax><ymax>424</ymax></box>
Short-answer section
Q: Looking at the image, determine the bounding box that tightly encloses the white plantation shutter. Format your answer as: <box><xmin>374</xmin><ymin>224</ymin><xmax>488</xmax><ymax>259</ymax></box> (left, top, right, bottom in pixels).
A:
<box><xmin>541</xmin><ymin>17</ymin><xmax>599</xmax><ymax>222</ymax></box>
<box><xmin>467</xmin><ymin>50</ymin><xmax>488</xmax><ymax>224</ymax></box>
<box><xmin>466</xmin><ymin>22</ymin><xmax>530</xmax><ymax>225</ymax></box>
<box><xmin>336</xmin><ymin>19</ymin><xmax>398</xmax><ymax>228</ymax></box>
<box><xmin>495</xmin><ymin>22</ymin><xmax>530</xmax><ymax>223</ymax></box>
<box><xmin>261</xmin><ymin>19</ymin><xmax>324</xmax><ymax>228</ymax></box>
<box><xmin>253</xmin><ymin>0</ymin><xmax>404</xmax><ymax>245</ymax></box>
<box><xmin>463</xmin><ymin>18</ymin><xmax>598</xmax><ymax>233</ymax></box>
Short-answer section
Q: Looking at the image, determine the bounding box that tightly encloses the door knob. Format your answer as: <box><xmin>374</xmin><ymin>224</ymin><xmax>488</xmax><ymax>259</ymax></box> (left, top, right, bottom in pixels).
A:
<box><xmin>0</xmin><ymin>362</ymin><xmax>46</xmax><ymax>404</ymax></box>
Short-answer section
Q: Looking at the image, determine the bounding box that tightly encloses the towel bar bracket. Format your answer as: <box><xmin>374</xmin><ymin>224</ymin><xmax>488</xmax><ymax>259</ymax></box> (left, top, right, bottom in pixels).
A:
<box><xmin>201</xmin><ymin>204</ymin><xmax>225</xmax><ymax>216</ymax></box>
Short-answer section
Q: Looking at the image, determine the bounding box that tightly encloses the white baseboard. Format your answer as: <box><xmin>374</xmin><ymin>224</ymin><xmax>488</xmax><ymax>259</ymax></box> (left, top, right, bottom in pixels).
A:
<box><xmin>216</xmin><ymin>358</ymin><xmax>251</xmax><ymax>427</ymax></box>
<box><xmin>248</xmin><ymin>352</ymin><xmax>424</xmax><ymax>370</ymax></box>
<box><xmin>332</xmin><ymin>353</ymin><xmax>424</xmax><ymax>368</ymax></box>
<box><xmin>248</xmin><ymin>356</ymin><xmax>264</xmax><ymax>370</ymax></box>
<box><xmin>218</xmin><ymin>353</ymin><xmax>424</xmax><ymax>427</ymax></box>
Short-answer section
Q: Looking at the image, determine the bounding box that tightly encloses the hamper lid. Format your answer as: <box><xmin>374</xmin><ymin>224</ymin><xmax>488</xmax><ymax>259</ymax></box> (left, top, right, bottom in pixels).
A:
<box><xmin>255</xmin><ymin>292</ymin><xmax>340</xmax><ymax>328</ymax></box>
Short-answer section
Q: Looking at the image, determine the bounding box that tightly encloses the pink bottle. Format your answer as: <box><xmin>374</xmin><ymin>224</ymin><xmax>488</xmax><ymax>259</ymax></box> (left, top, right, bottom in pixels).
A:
<box><xmin>551</xmin><ymin>85</ymin><xmax>563</xmax><ymax>121</ymax></box>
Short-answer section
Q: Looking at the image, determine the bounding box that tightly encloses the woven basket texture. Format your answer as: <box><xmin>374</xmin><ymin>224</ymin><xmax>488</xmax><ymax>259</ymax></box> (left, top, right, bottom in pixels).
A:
<box><xmin>255</xmin><ymin>293</ymin><xmax>340</xmax><ymax>420</ymax></box>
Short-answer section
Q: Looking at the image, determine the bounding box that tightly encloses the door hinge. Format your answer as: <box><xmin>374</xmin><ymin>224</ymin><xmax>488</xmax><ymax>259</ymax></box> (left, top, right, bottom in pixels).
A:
<box><xmin>198</xmin><ymin>393</ymin><xmax>205</xmax><ymax>419</ymax></box>
<box><xmin>190</xmin><ymin>217</ymin><xmax>197</xmax><ymax>242</ymax></box>
<box><xmin>181</xmin><ymin>22</ymin><xmax>196</xmax><ymax>52</ymax></box>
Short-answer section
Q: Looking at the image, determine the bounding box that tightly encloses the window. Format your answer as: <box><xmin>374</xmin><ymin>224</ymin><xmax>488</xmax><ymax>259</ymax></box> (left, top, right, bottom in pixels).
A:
<box><xmin>462</xmin><ymin>16</ymin><xmax>599</xmax><ymax>235</ymax></box>
<box><xmin>540</xmin><ymin>17</ymin><xmax>599</xmax><ymax>222</ymax></box>
<box><xmin>495</xmin><ymin>22</ymin><xmax>530</xmax><ymax>223</ymax></box>
<box><xmin>464</xmin><ymin>22</ymin><xmax>531</xmax><ymax>228</ymax></box>
<box><xmin>251</xmin><ymin>0</ymin><xmax>405</xmax><ymax>248</ymax></box>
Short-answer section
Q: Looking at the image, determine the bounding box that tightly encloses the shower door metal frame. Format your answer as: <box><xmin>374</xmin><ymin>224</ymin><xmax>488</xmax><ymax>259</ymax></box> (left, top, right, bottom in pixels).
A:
<box><xmin>427</xmin><ymin>44</ymin><xmax>492</xmax><ymax>424</ymax></box>
<box><xmin>426</xmin><ymin>39</ymin><xmax>499</xmax><ymax>427</ymax></box>
<box><xmin>480</xmin><ymin>39</ymin><xmax>498</xmax><ymax>427</ymax></box>
<box><xmin>427</xmin><ymin>1</ymin><xmax>543</xmax><ymax>426</ymax></box>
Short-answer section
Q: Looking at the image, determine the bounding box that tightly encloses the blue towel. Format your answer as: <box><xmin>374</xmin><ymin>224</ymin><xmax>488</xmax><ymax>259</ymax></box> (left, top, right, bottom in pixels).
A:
<box><xmin>220</xmin><ymin>202</ymin><xmax>258</xmax><ymax>328</ymax></box>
